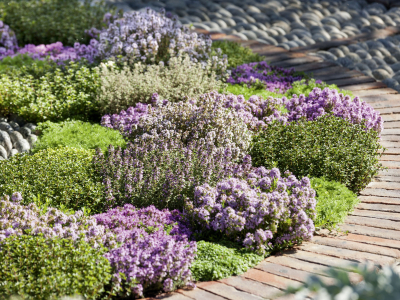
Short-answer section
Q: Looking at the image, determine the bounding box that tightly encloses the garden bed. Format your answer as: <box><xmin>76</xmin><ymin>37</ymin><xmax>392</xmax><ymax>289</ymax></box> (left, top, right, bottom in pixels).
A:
<box><xmin>0</xmin><ymin>1</ymin><xmax>387</xmax><ymax>299</ymax></box>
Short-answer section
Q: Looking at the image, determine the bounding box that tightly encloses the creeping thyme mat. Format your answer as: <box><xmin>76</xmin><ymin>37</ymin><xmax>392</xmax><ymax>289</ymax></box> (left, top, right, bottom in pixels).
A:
<box><xmin>0</xmin><ymin>3</ymin><xmax>386</xmax><ymax>300</ymax></box>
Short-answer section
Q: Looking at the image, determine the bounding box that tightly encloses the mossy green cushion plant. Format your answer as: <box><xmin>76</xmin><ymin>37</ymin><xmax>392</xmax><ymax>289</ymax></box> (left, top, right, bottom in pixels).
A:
<box><xmin>0</xmin><ymin>0</ymin><xmax>115</xmax><ymax>46</ymax></box>
<box><xmin>312</xmin><ymin>177</ymin><xmax>359</xmax><ymax>229</ymax></box>
<box><xmin>285</xmin><ymin>79</ymin><xmax>354</xmax><ymax>98</ymax></box>
<box><xmin>191</xmin><ymin>240</ymin><xmax>264</xmax><ymax>281</ymax></box>
<box><xmin>0</xmin><ymin>235</ymin><xmax>112</xmax><ymax>300</ymax></box>
<box><xmin>0</xmin><ymin>61</ymin><xmax>100</xmax><ymax>123</ymax></box>
<box><xmin>250</xmin><ymin>115</ymin><xmax>384</xmax><ymax>193</ymax></box>
<box><xmin>222</xmin><ymin>83</ymin><xmax>284</xmax><ymax>99</ymax></box>
<box><xmin>212</xmin><ymin>40</ymin><xmax>264</xmax><ymax>69</ymax></box>
<box><xmin>0</xmin><ymin>147</ymin><xmax>104</xmax><ymax>213</ymax></box>
<box><xmin>33</xmin><ymin>120</ymin><xmax>126</xmax><ymax>154</ymax></box>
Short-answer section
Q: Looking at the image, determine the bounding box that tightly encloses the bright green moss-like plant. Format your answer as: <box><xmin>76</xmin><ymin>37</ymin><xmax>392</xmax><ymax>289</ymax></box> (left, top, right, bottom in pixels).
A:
<box><xmin>285</xmin><ymin>79</ymin><xmax>354</xmax><ymax>98</ymax></box>
<box><xmin>0</xmin><ymin>147</ymin><xmax>104</xmax><ymax>213</ymax></box>
<box><xmin>222</xmin><ymin>83</ymin><xmax>284</xmax><ymax>99</ymax></box>
<box><xmin>312</xmin><ymin>177</ymin><xmax>359</xmax><ymax>229</ymax></box>
<box><xmin>0</xmin><ymin>61</ymin><xmax>100</xmax><ymax>123</ymax></box>
<box><xmin>191</xmin><ymin>240</ymin><xmax>264</xmax><ymax>281</ymax></box>
<box><xmin>250</xmin><ymin>115</ymin><xmax>384</xmax><ymax>193</ymax></box>
<box><xmin>33</xmin><ymin>120</ymin><xmax>126</xmax><ymax>154</ymax></box>
<box><xmin>0</xmin><ymin>235</ymin><xmax>112</xmax><ymax>300</ymax></box>
<box><xmin>0</xmin><ymin>0</ymin><xmax>115</xmax><ymax>46</ymax></box>
<box><xmin>212</xmin><ymin>40</ymin><xmax>264</xmax><ymax>69</ymax></box>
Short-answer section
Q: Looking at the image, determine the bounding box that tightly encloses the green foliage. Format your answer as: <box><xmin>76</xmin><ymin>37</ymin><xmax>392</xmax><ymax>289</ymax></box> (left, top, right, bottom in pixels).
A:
<box><xmin>0</xmin><ymin>61</ymin><xmax>100</xmax><ymax>123</ymax></box>
<box><xmin>0</xmin><ymin>54</ymin><xmax>58</xmax><ymax>78</ymax></box>
<box><xmin>222</xmin><ymin>83</ymin><xmax>284</xmax><ymax>99</ymax></box>
<box><xmin>0</xmin><ymin>235</ymin><xmax>112</xmax><ymax>300</ymax></box>
<box><xmin>212</xmin><ymin>40</ymin><xmax>264</xmax><ymax>69</ymax></box>
<box><xmin>250</xmin><ymin>115</ymin><xmax>384</xmax><ymax>193</ymax></box>
<box><xmin>191</xmin><ymin>240</ymin><xmax>264</xmax><ymax>281</ymax></box>
<box><xmin>286</xmin><ymin>264</ymin><xmax>400</xmax><ymax>300</ymax></box>
<box><xmin>0</xmin><ymin>147</ymin><xmax>104</xmax><ymax>213</ymax></box>
<box><xmin>312</xmin><ymin>178</ymin><xmax>359</xmax><ymax>229</ymax></box>
<box><xmin>98</xmin><ymin>55</ymin><xmax>224</xmax><ymax>114</ymax></box>
<box><xmin>285</xmin><ymin>79</ymin><xmax>354</xmax><ymax>98</ymax></box>
<box><xmin>33</xmin><ymin>120</ymin><xmax>126</xmax><ymax>154</ymax></box>
<box><xmin>0</xmin><ymin>0</ymin><xmax>115</xmax><ymax>46</ymax></box>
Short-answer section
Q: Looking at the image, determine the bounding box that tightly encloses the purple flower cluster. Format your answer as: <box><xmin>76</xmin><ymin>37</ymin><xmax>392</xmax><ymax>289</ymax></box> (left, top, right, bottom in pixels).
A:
<box><xmin>1</xmin><ymin>40</ymin><xmax>99</xmax><ymax>63</ymax></box>
<box><xmin>101</xmin><ymin>102</ymin><xmax>151</xmax><ymax>136</ymax></box>
<box><xmin>207</xmin><ymin>91</ymin><xmax>288</xmax><ymax>131</ymax></box>
<box><xmin>227</xmin><ymin>61</ymin><xmax>303</xmax><ymax>93</ymax></box>
<box><xmin>93</xmin><ymin>131</ymin><xmax>253</xmax><ymax>210</ymax></box>
<box><xmin>285</xmin><ymin>87</ymin><xmax>384</xmax><ymax>133</ymax></box>
<box><xmin>96</xmin><ymin>8</ymin><xmax>227</xmax><ymax>73</ymax></box>
<box><xmin>0</xmin><ymin>192</ymin><xmax>117</xmax><ymax>249</ymax></box>
<box><xmin>185</xmin><ymin>167</ymin><xmax>316</xmax><ymax>255</ymax></box>
<box><xmin>94</xmin><ymin>204</ymin><xmax>196</xmax><ymax>296</ymax></box>
<box><xmin>0</xmin><ymin>21</ymin><xmax>18</xmax><ymax>57</ymax></box>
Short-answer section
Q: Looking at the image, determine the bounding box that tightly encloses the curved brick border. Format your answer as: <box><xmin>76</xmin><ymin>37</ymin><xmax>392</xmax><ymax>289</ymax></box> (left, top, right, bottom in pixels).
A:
<box><xmin>144</xmin><ymin>33</ymin><xmax>400</xmax><ymax>300</ymax></box>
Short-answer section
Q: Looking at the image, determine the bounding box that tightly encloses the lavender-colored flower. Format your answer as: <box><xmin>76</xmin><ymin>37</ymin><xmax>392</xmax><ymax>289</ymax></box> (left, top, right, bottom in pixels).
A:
<box><xmin>285</xmin><ymin>87</ymin><xmax>383</xmax><ymax>133</ymax></box>
<box><xmin>94</xmin><ymin>204</ymin><xmax>196</xmax><ymax>297</ymax></box>
<box><xmin>0</xmin><ymin>193</ymin><xmax>116</xmax><ymax>248</ymax></box>
<box><xmin>94</xmin><ymin>8</ymin><xmax>227</xmax><ymax>74</ymax></box>
<box><xmin>185</xmin><ymin>167</ymin><xmax>316</xmax><ymax>255</ymax></box>
<box><xmin>228</xmin><ymin>61</ymin><xmax>303</xmax><ymax>93</ymax></box>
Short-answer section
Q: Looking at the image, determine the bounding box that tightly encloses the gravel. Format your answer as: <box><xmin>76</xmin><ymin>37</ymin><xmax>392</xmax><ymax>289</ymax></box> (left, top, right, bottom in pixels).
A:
<box><xmin>118</xmin><ymin>0</ymin><xmax>400</xmax><ymax>49</ymax></box>
<box><xmin>312</xmin><ymin>34</ymin><xmax>400</xmax><ymax>91</ymax></box>
<box><xmin>0</xmin><ymin>117</ymin><xmax>37</xmax><ymax>159</ymax></box>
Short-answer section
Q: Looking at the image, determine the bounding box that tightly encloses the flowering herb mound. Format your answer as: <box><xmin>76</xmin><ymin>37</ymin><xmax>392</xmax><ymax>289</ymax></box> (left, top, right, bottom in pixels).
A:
<box><xmin>185</xmin><ymin>167</ymin><xmax>316</xmax><ymax>255</ymax></box>
<box><xmin>216</xmin><ymin>92</ymin><xmax>288</xmax><ymax>131</ymax></box>
<box><xmin>101</xmin><ymin>101</ymin><xmax>151</xmax><ymax>135</ymax></box>
<box><xmin>127</xmin><ymin>93</ymin><xmax>252</xmax><ymax>157</ymax></box>
<box><xmin>94</xmin><ymin>132</ymin><xmax>253</xmax><ymax>210</ymax></box>
<box><xmin>0</xmin><ymin>192</ymin><xmax>117</xmax><ymax>249</ymax></box>
<box><xmin>8</xmin><ymin>41</ymin><xmax>99</xmax><ymax>63</ymax></box>
<box><xmin>94</xmin><ymin>204</ymin><xmax>196</xmax><ymax>298</ymax></box>
<box><xmin>285</xmin><ymin>87</ymin><xmax>383</xmax><ymax>134</ymax></box>
<box><xmin>96</xmin><ymin>8</ymin><xmax>227</xmax><ymax>73</ymax></box>
<box><xmin>228</xmin><ymin>61</ymin><xmax>304</xmax><ymax>94</ymax></box>
<box><xmin>0</xmin><ymin>21</ymin><xmax>18</xmax><ymax>57</ymax></box>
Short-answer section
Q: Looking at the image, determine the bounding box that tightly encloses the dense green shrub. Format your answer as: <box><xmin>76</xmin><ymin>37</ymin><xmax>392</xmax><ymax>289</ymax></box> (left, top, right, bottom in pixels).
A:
<box><xmin>0</xmin><ymin>61</ymin><xmax>100</xmax><ymax>123</ymax></box>
<box><xmin>287</xmin><ymin>264</ymin><xmax>400</xmax><ymax>300</ymax></box>
<box><xmin>250</xmin><ymin>115</ymin><xmax>384</xmax><ymax>193</ymax></box>
<box><xmin>312</xmin><ymin>178</ymin><xmax>359</xmax><ymax>229</ymax></box>
<box><xmin>212</xmin><ymin>40</ymin><xmax>264</xmax><ymax>69</ymax></box>
<box><xmin>98</xmin><ymin>55</ymin><xmax>224</xmax><ymax>114</ymax></box>
<box><xmin>0</xmin><ymin>54</ymin><xmax>58</xmax><ymax>78</ymax></box>
<box><xmin>191</xmin><ymin>240</ymin><xmax>264</xmax><ymax>281</ymax></box>
<box><xmin>0</xmin><ymin>235</ymin><xmax>112</xmax><ymax>300</ymax></box>
<box><xmin>0</xmin><ymin>147</ymin><xmax>104</xmax><ymax>213</ymax></box>
<box><xmin>0</xmin><ymin>0</ymin><xmax>114</xmax><ymax>46</ymax></box>
<box><xmin>285</xmin><ymin>79</ymin><xmax>354</xmax><ymax>98</ymax></box>
<box><xmin>33</xmin><ymin>120</ymin><xmax>126</xmax><ymax>154</ymax></box>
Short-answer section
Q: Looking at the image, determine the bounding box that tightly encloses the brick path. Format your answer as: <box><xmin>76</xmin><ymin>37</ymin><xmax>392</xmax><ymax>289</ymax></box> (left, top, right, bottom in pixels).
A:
<box><xmin>145</xmin><ymin>32</ymin><xmax>400</xmax><ymax>300</ymax></box>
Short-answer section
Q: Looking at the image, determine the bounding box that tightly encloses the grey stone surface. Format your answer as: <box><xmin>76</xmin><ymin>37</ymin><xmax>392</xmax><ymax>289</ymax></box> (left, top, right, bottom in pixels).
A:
<box><xmin>0</xmin><ymin>145</ymin><xmax>7</xmax><ymax>159</ymax></box>
<box><xmin>14</xmin><ymin>139</ymin><xmax>30</xmax><ymax>153</ymax></box>
<box><xmin>0</xmin><ymin>130</ymin><xmax>12</xmax><ymax>154</ymax></box>
<box><xmin>0</xmin><ymin>122</ymin><xmax>13</xmax><ymax>132</ymax></box>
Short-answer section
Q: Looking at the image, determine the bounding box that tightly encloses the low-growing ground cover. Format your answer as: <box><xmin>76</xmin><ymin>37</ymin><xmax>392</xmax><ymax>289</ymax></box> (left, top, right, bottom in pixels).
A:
<box><xmin>0</xmin><ymin>4</ymin><xmax>386</xmax><ymax>299</ymax></box>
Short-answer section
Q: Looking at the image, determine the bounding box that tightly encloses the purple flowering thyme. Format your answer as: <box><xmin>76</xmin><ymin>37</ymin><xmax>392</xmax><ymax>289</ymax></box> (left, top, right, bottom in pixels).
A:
<box><xmin>185</xmin><ymin>167</ymin><xmax>316</xmax><ymax>255</ymax></box>
<box><xmin>228</xmin><ymin>61</ymin><xmax>303</xmax><ymax>93</ymax></box>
